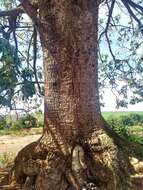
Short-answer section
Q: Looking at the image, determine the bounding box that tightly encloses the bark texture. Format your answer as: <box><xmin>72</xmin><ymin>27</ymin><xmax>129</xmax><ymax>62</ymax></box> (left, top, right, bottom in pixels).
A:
<box><xmin>40</xmin><ymin>0</ymin><xmax>101</xmax><ymax>145</ymax></box>
<box><xmin>9</xmin><ymin>0</ymin><xmax>133</xmax><ymax>189</ymax></box>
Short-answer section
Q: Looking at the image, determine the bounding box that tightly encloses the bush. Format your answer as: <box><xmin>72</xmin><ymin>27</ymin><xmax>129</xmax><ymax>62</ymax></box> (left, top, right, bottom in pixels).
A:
<box><xmin>12</xmin><ymin>114</ymin><xmax>37</xmax><ymax>129</ymax></box>
<box><xmin>129</xmin><ymin>114</ymin><xmax>143</xmax><ymax>126</ymax></box>
<box><xmin>106</xmin><ymin>113</ymin><xmax>143</xmax><ymax>142</ymax></box>
<box><xmin>0</xmin><ymin>117</ymin><xmax>7</xmax><ymax>130</ymax></box>
<box><xmin>119</xmin><ymin>115</ymin><xmax>133</xmax><ymax>126</ymax></box>
<box><xmin>106</xmin><ymin>113</ymin><xmax>143</xmax><ymax>129</ymax></box>
<box><xmin>106</xmin><ymin>115</ymin><xmax>129</xmax><ymax>137</ymax></box>
<box><xmin>35</xmin><ymin>111</ymin><xmax>44</xmax><ymax>128</ymax></box>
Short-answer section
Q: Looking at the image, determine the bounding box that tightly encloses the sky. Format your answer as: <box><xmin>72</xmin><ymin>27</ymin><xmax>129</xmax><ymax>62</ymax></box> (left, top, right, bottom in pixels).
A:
<box><xmin>101</xmin><ymin>89</ymin><xmax>143</xmax><ymax>111</ymax></box>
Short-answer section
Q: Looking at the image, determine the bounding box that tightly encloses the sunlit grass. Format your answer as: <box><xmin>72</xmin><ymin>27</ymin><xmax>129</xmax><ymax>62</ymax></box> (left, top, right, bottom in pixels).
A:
<box><xmin>0</xmin><ymin>127</ymin><xmax>43</xmax><ymax>136</ymax></box>
<box><xmin>0</xmin><ymin>152</ymin><xmax>15</xmax><ymax>168</ymax></box>
<box><xmin>102</xmin><ymin>111</ymin><xmax>143</xmax><ymax>119</ymax></box>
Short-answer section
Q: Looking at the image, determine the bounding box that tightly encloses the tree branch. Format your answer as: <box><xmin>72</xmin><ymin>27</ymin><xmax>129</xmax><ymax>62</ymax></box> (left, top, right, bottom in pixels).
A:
<box><xmin>121</xmin><ymin>0</ymin><xmax>141</xmax><ymax>25</ymax></box>
<box><xmin>0</xmin><ymin>6</ymin><xmax>25</xmax><ymax>17</ymax></box>
<box><xmin>33</xmin><ymin>26</ymin><xmax>42</xmax><ymax>95</ymax></box>
<box><xmin>127</xmin><ymin>0</ymin><xmax>143</xmax><ymax>13</ymax></box>
<box><xmin>98</xmin><ymin>0</ymin><xmax>115</xmax><ymax>41</ymax></box>
<box><xmin>18</xmin><ymin>0</ymin><xmax>38</xmax><ymax>23</ymax></box>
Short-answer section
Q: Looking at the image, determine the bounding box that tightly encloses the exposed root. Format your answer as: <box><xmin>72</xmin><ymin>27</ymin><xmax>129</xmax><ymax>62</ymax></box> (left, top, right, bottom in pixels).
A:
<box><xmin>0</xmin><ymin>129</ymin><xmax>136</xmax><ymax>190</ymax></box>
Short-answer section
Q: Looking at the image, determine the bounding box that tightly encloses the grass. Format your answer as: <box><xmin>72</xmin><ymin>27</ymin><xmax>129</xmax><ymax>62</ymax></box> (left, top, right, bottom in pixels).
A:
<box><xmin>0</xmin><ymin>128</ymin><xmax>43</xmax><ymax>136</ymax></box>
<box><xmin>129</xmin><ymin>125</ymin><xmax>143</xmax><ymax>134</ymax></box>
<box><xmin>128</xmin><ymin>126</ymin><xmax>143</xmax><ymax>144</ymax></box>
<box><xmin>0</xmin><ymin>153</ymin><xmax>15</xmax><ymax>168</ymax></box>
<box><xmin>102</xmin><ymin>111</ymin><xmax>143</xmax><ymax>119</ymax></box>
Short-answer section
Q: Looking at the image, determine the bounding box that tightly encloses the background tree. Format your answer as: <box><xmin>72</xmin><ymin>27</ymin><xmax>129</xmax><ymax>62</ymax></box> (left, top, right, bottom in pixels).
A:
<box><xmin>0</xmin><ymin>0</ymin><xmax>143</xmax><ymax>190</ymax></box>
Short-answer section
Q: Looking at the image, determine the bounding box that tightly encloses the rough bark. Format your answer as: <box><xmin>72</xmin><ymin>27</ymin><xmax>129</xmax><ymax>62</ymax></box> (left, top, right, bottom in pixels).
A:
<box><xmin>9</xmin><ymin>1</ymin><xmax>133</xmax><ymax>189</ymax></box>
<box><xmin>38</xmin><ymin>0</ymin><xmax>102</xmax><ymax>154</ymax></box>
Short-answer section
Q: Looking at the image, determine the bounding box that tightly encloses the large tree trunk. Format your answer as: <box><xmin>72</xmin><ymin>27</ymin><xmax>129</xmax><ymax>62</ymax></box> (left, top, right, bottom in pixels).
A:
<box><xmin>11</xmin><ymin>1</ymin><xmax>133</xmax><ymax>189</ymax></box>
<box><xmin>40</xmin><ymin>0</ymin><xmax>100</xmax><ymax>150</ymax></box>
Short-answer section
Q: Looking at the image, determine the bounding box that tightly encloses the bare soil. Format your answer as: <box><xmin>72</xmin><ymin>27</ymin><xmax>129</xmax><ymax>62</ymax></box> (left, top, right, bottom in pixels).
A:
<box><xmin>0</xmin><ymin>135</ymin><xmax>41</xmax><ymax>155</ymax></box>
<box><xmin>0</xmin><ymin>134</ymin><xmax>41</xmax><ymax>189</ymax></box>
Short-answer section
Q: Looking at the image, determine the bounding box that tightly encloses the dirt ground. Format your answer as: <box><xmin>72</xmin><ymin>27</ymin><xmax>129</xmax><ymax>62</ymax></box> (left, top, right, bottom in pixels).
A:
<box><xmin>0</xmin><ymin>135</ymin><xmax>41</xmax><ymax>155</ymax></box>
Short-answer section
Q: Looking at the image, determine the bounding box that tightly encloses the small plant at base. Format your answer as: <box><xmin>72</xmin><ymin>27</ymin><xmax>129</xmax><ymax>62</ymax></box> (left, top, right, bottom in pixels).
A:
<box><xmin>0</xmin><ymin>153</ymin><xmax>15</xmax><ymax>168</ymax></box>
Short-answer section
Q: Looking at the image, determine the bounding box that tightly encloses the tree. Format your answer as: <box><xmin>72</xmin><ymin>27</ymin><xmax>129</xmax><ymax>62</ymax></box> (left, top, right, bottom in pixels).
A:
<box><xmin>0</xmin><ymin>0</ymin><xmax>143</xmax><ymax>189</ymax></box>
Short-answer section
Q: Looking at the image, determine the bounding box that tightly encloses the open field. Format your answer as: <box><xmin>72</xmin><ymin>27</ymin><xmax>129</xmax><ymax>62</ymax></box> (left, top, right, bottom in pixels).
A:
<box><xmin>102</xmin><ymin>111</ymin><xmax>143</xmax><ymax>119</ymax></box>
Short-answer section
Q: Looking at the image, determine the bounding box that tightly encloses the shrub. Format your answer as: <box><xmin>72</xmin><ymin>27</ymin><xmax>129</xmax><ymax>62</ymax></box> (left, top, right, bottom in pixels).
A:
<box><xmin>0</xmin><ymin>153</ymin><xmax>15</xmax><ymax>168</ymax></box>
<box><xmin>106</xmin><ymin>115</ymin><xmax>121</xmax><ymax>129</ymax></box>
<box><xmin>106</xmin><ymin>113</ymin><xmax>143</xmax><ymax>143</ymax></box>
<box><xmin>12</xmin><ymin>114</ymin><xmax>37</xmax><ymax>129</ymax></box>
<box><xmin>129</xmin><ymin>114</ymin><xmax>143</xmax><ymax>126</ymax></box>
<box><xmin>106</xmin><ymin>113</ymin><xmax>143</xmax><ymax>129</ymax></box>
<box><xmin>106</xmin><ymin>115</ymin><xmax>129</xmax><ymax>137</ymax></box>
<box><xmin>119</xmin><ymin>115</ymin><xmax>134</xmax><ymax>126</ymax></box>
<box><xmin>35</xmin><ymin>111</ymin><xmax>44</xmax><ymax>128</ymax></box>
<box><xmin>0</xmin><ymin>117</ymin><xmax>7</xmax><ymax>130</ymax></box>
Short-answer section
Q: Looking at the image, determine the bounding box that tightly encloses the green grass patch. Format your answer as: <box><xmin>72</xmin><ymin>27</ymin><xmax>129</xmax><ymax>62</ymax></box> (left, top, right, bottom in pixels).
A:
<box><xmin>0</xmin><ymin>153</ymin><xmax>15</xmax><ymax>168</ymax></box>
<box><xmin>102</xmin><ymin>111</ymin><xmax>143</xmax><ymax>119</ymax></box>
<box><xmin>128</xmin><ymin>126</ymin><xmax>143</xmax><ymax>144</ymax></box>
<box><xmin>0</xmin><ymin>128</ymin><xmax>42</xmax><ymax>136</ymax></box>
<box><xmin>129</xmin><ymin>125</ymin><xmax>143</xmax><ymax>134</ymax></box>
